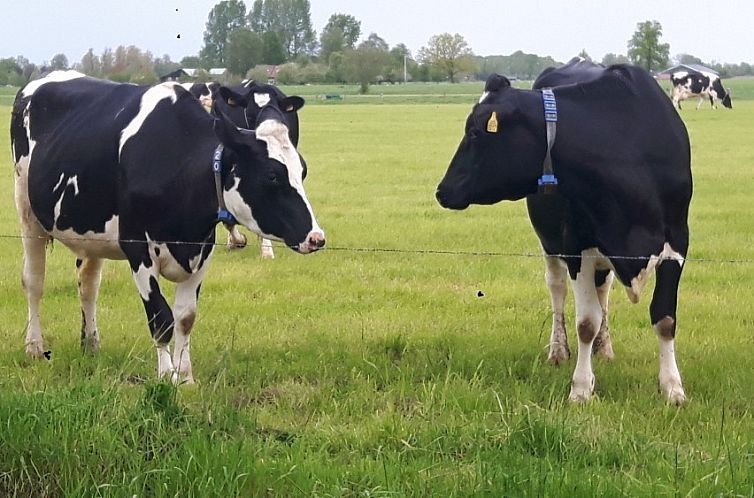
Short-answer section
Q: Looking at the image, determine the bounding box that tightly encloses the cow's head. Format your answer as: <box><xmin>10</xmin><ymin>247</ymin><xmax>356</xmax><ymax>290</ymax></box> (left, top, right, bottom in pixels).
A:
<box><xmin>436</xmin><ymin>74</ymin><xmax>543</xmax><ymax>210</ymax></box>
<box><xmin>212</xmin><ymin>90</ymin><xmax>324</xmax><ymax>254</ymax></box>
<box><xmin>711</xmin><ymin>78</ymin><xmax>733</xmax><ymax>109</ymax></box>
<box><xmin>184</xmin><ymin>82</ymin><xmax>220</xmax><ymax>110</ymax></box>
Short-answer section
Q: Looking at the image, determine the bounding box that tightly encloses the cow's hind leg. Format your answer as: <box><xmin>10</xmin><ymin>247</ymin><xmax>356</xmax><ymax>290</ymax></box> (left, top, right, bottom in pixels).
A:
<box><xmin>171</xmin><ymin>268</ymin><xmax>208</xmax><ymax>384</ymax></box>
<box><xmin>568</xmin><ymin>254</ymin><xmax>603</xmax><ymax>402</ymax></box>
<box><xmin>77</xmin><ymin>257</ymin><xmax>103</xmax><ymax>354</ymax></box>
<box><xmin>650</xmin><ymin>257</ymin><xmax>687</xmax><ymax>405</ymax></box>
<box><xmin>544</xmin><ymin>255</ymin><xmax>569</xmax><ymax>364</ymax></box>
<box><xmin>20</xmin><ymin>228</ymin><xmax>48</xmax><ymax>358</ymax></box>
<box><xmin>592</xmin><ymin>270</ymin><xmax>615</xmax><ymax>360</ymax></box>
<box><xmin>16</xmin><ymin>175</ymin><xmax>49</xmax><ymax>358</ymax></box>
<box><xmin>129</xmin><ymin>257</ymin><xmax>176</xmax><ymax>381</ymax></box>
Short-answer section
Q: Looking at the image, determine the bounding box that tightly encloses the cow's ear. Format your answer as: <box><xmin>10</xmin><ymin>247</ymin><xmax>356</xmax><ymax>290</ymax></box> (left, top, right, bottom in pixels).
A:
<box><xmin>218</xmin><ymin>86</ymin><xmax>249</xmax><ymax>108</ymax></box>
<box><xmin>485</xmin><ymin>74</ymin><xmax>511</xmax><ymax>92</ymax></box>
<box><xmin>281</xmin><ymin>96</ymin><xmax>304</xmax><ymax>113</ymax></box>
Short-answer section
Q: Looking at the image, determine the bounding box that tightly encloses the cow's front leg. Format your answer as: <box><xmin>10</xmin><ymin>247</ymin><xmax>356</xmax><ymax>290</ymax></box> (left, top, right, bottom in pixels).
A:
<box><xmin>651</xmin><ymin>257</ymin><xmax>687</xmax><ymax>405</ymax></box>
<box><xmin>569</xmin><ymin>255</ymin><xmax>603</xmax><ymax>402</ymax></box>
<box><xmin>592</xmin><ymin>270</ymin><xmax>615</xmax><ymax>360</ymax></box>
<box><xmin>77</xmin><ymin>257</ymin><xmax>104</xmax><ymax>354</ymax></box>
<box><xmin>260</xmin><ymin>237</ymin><xmax>275</xmax><ymax>259</ymax></box>
<box><xmin>171</xmin><ymin>268</ymin><xmax>208</xmax><ymax>384</ymax></box>
<box><xmin>544</xmin><ymin>255</ymin><xmax>569</xmax><ymax>364</ymax></box>
<box><xmin>130</xmin><ymin>258</ymin><xmax>176</xmax><ymax>381</ymax></box>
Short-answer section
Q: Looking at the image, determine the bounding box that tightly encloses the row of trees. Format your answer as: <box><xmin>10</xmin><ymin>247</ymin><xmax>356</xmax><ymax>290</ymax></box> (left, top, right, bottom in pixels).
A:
<box><xmin>4</xmin><ymin>11</ymin><xmax>754</xmax><ymax>90</ymax></box>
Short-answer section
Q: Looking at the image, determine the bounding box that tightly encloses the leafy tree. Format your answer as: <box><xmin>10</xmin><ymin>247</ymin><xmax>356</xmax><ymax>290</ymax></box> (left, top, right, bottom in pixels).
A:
<box><xmin>387</xmin><ymin>43</ymin><xmax>415</xmax><ymax>83</ymax></box>
<box><xmin>247</xmin><ymin>65</ymin><xmax>270</xmax><ymax>82</ymax></box>
<box><xmin>78</xmin><ymin>49</ymin><xmax>101</xmax><ymax>76</ymax></box>
<box><xmin>601</xmin><ymin>53</ymin><xmax>630</xmax><ymax>66</ymax></box>
<box><xmin>363</xmin><ymin>33</ymin><xmax>388</xmax><ymax>51</ymax></box>
<box><xmin>577</xmin><ymin>49</ymin><xmax>592</xmax><ymax>62</ymax></box>
<box><xmin>154</xmin><ymin>54</ymin><xmax>180</xmax><ymax>79</ymax></box>
<box><xmin>418</xmin><ymin>33</ymin><xmax>476</xmax><ymax>83</ymax></box>
<box><xmin>249</xmin><ymin>0</ymin><xmax>316</xmax><ymax>58</ymax></box>
<box><xmin>343</xmin><ymin>41</ymin><xmax>390</xmax><ymax>93</ymax></box>
<box><xmin>50</xmin><ymin>53</ymin><xmax>69</xmax><ymax>70</ymax></box>
<box><xmin>262</xmin><ymin>31</ymin><xmax>287</xmax><ymax>64</ymax></box>
<box><xmin>0</xmin><ymin>58</ymin><xmax>21</xmax><ymax>86</ymax></box>
<box><xmin>225</xmin><ymin>28</ymin><xmax>264</xmax><ymax>76</ymax></box>
<box><xmin>180</xmin><ymin>55</ymin><xmax>205</xmax><ymax>69</ymax></box>
<box><xmin>201</xmin><ymin>0</ymin><xmax>248</xmax><ymax>67</ymax></box>
<box><xmin>627</xmin><ymin>20</ymin><xmax>669</xmax><ymax>72</ymax></box>
<box><xmin>275</xmin><ymin>62</ymin><xmax>300</xmax><ymax>84</ymax></box>
<box><xmin>675</xmin><ymin>53</ymin><xmax>703</xmax><ymax>65</ymax></box>
<box><xmin>319</xmin><ymin>13</ymin><xmax>360</xmax><ymax>61</ymax></box>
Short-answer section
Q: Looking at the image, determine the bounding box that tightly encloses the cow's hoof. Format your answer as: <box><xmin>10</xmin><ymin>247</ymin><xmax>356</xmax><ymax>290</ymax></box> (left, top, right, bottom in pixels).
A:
<box><xmin>180</xmin><ymin>376</ymin><xmax>196</xmax><ymax>386</ymax></box>
<box><xmin>80</xmin><ymin>337</ymin><xmax>100</xmax><ymax>355</ymax></box>
<box><xmin>661</xmin><ymin>383</ymin><xmax>687</xmax><ymax>406</ymax></box>
<box><xmin>226</xmin><ymin>232</ymin><xmax>247</xmax><ymax>250</ymax></box>
<box><xmin>26</xmin><ymin>341</ymin><xmax>45</xmax><ymax>359</ymax></box>
<box><xmin>547</xmin><ymin>345</ymin><xmax>570</xmax><ymax>365</ymax></box>
<box><xmin>592</xmin><ymin>337</ymin><xmax>615</xmax><ymax>361</ymax></box>
<box><xmin>568</xmin><ymin>375</ymin><xmax>595</xmax><ymax>403</ymax></box>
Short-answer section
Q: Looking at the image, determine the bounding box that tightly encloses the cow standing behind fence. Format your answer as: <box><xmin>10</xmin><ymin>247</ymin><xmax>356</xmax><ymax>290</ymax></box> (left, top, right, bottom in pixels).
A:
<box><xmin>11</xmin><ymin>71</ymin><xmax>325</xmax><ymax>382</ymax></box>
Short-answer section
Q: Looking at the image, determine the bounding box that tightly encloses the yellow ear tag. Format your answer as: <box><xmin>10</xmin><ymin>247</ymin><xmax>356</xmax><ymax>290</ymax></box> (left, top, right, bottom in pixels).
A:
<box><xmin>486</xmin><ymin>111</ymin><xmax>498</xmax><ymax>133</ymax></box>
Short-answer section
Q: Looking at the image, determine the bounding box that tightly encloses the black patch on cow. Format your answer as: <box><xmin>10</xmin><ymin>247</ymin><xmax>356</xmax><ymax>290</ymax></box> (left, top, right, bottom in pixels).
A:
<box><xmin>142</xmin><ymin>275</ymin><xmax>174</xmax><ymax>344</ymax></box>
<box><xmin>10</xmin><ymin>92</ymin><xmax>30</xmax><ymax>164</ymax></box>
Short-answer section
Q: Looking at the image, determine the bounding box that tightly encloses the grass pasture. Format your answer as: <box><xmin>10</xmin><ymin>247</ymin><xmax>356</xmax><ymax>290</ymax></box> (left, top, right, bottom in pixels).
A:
<box><xmin>0</xmin><ymin>83</ymin><xmax>753</xmax><ymax>497</ymax></box>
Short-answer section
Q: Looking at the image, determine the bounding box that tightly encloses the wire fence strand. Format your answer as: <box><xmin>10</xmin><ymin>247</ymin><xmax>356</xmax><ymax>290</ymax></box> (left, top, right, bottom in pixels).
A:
<box><xmin>1</xmin><ymin>233</ymin><xmax>753</xmax><ymax>265</ymax></box>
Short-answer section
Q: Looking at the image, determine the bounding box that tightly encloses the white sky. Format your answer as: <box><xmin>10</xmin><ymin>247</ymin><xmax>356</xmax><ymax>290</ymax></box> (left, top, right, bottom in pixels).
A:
<box><xmin>2</xmin><ymin>0</ymin><xmax>751</xmax><ymax>65</ymax></box>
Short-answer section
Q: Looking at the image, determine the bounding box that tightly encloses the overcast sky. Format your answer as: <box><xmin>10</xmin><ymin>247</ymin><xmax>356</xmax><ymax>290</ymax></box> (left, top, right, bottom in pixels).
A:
<box><xmin>2</xmin><ymin>0</ymin><xmax>752</xmax><ymax>66</ymax></box>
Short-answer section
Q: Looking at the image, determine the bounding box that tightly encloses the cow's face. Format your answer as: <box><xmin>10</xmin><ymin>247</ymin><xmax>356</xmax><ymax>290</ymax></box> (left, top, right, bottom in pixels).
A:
<box><xmin>711</xmin><ymin>79</ymin><xmax>733</xmax><ymax>108</ymax></box>
<box><xmin>436</xmin><ymin>75</ymin><xmax>542</xmax><ymax>210</ymax></box>
<box><xmin>213</xmin><ymin>98</ymin><xmax>324</xmax><ymax>254</ymax></box>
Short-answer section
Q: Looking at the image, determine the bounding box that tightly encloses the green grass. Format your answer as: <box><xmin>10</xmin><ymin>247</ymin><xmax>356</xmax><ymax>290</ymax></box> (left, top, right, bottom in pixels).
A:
<box><xmin>1</xmin><ymin>83</ymin><xmax>754</xmax><ymax>496</ymax></box>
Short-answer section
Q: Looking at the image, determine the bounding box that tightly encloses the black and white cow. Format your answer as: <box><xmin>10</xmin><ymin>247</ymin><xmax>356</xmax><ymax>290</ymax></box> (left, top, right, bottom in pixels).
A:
<box><xmin>11</xmin><ymin>71</ymin><xmax>325</xmax><ymax>382</ymax></box>
<box><xmin>436</xmin><ymin>62</ymin><xmax>692</xmax><ymax>404</ymax></box>
<box><xmin>670</xmin><ymin>70</ymin><xmax>732</xmax><ymax>109</ymax></box>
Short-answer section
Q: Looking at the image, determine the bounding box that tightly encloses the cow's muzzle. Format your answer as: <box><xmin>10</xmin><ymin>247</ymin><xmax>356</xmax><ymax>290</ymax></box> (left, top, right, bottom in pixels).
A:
<box><xmin>435</xmin><ymin>186</ymin><xmax>470</xmax><ymax>210</ymax></box>
<box><xmin>293</xmin><ymin>230</ymin><xmax>326</xmax><ymax>254</ymax></box>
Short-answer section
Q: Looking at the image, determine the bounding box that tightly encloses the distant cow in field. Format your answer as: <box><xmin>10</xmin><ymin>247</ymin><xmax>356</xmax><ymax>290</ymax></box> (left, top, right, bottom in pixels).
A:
<box><xmin>436</xmin><ymin>61</ymin><xmax>692</xmax><ymax>404</ymax></box>
<box><xmin>671</xmin><ymin>70</ymin><xmax>732</xmax><ymax>109</ymax></box>
<box><xmin>11</xmin><ymin>71</ymin><xmax>325</xmax><ymax>382</ymax></box>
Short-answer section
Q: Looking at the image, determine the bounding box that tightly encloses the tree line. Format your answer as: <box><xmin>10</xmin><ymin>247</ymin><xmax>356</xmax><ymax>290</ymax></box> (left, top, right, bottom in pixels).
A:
<box><xmin>2</xmin><ymin>7</ymin><xmax>753</xmax><ymax>91</ymax></box>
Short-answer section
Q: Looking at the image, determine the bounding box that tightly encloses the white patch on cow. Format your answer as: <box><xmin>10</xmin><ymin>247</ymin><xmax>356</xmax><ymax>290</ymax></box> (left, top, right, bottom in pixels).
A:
<box><xmin>627</xmin><ymin>242</ymin><xmax>684</xmax><ymax>303</ymax></box>
<box><xmin>21</xmin><ymin>70</ymin><xmax>85</xmax><ymax>98</ymax></box>
<box><xmin>119</xmin><ymin>82</ymin><xmax>181</xmax><ymax>157</ymax></box>
<box><xmin>672</xmin><ymin>71</ymin><xmax>688</xmax><ymax>80</ymax></box>
<box><xmin>254</xmin><ymin>93</ymin><xmax>271</xmax><ymax>107</ymax></box>
<box><xmin>145</xmin><ymin>236</ymin><xmax>213</xmax><ymax>283</ymax></box>
<box><xmin>52</xmin><ymin>215</ymin><xmax>125</xmax><ymax>260</ymax></box>
<box><xmin>479</xmin><ymin>91</ymin><xmax>490</xmax><ymax>104</ymax></box>
<box><xmin>656</xmin><ymin>329</ymin><xmax>686</xmax><ymax>404</ymax></box>
<box><xmin>224</xmin><ymin>177</ymin><xmax>275</xmax><ymax>240</ymax></box>
<box><xmin>255</xmin><ymin>119</ymin><xmax>323</xmax><ymax>234</ymax></box>
<box><xmin>52</xmin><ymin>172</ymin><xmax>65</xmax><ymax>192</ymax></box>
<box><xmin>568</xmin><ymin>249</ymin><xmax>604</xmax><ymax>402</ymax></box>
<box><xmin>52</xmin><ymin>175</ymin><xmax>80</xmax><ymax>223</ymax></box>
